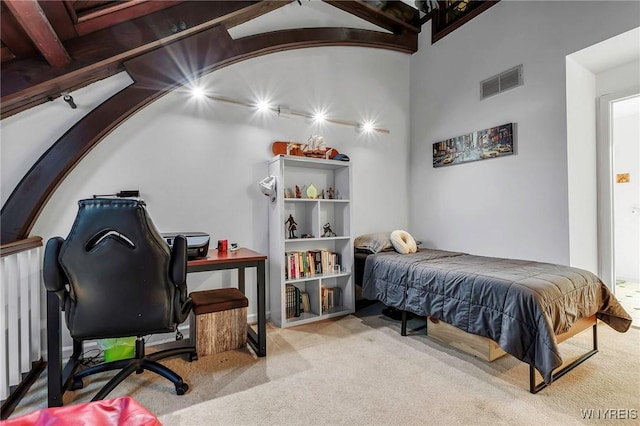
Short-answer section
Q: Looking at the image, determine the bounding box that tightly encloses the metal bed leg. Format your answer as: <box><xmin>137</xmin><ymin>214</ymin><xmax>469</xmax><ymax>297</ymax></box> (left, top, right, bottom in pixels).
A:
<box><xmin>401</xmin><ymin>311</ymin><xmax>407</xmax><ymax>336</ymax></box>
<box><xmin>529</xmin><ymin>324</ymin><xmax>598</xmax><ymax>394</ymax></box>
<box><xmin>400</xmin><ymin>311</ymin><xmax>427</xmax><ymax>336</ymax></box>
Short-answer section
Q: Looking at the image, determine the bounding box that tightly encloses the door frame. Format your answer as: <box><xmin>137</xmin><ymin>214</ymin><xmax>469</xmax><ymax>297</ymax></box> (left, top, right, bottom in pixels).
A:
<box><xmin>596</xmin><ymin>87</ymin><xmax>640</xmax><ymax>291</ymax></box>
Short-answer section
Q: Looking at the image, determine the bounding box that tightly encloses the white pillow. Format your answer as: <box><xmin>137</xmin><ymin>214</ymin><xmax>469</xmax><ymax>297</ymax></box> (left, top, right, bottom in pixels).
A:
<box><xmin>390</xmin><ymin>230</ymin><xmax>417</xmax><ymax>254</ymax></box>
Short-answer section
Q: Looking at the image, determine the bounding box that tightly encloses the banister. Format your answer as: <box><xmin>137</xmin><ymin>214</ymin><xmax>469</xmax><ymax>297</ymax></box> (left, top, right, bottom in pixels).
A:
<box><xmin>0</xmin><ymin>236</ymin><xmax>43</xmax><ymax>258</ymax></box>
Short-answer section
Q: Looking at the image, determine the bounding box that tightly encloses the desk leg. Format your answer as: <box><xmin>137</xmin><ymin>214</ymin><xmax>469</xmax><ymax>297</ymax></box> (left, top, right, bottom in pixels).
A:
<box><xmin>243</xmin><ymin>261</ymin><xmax>267</xmax><ymax>357</ymax></box>
<box><xmin>256</xmin><ymin>260</ymin><xmax>266</xmax><ymax>356</ymax></box>
<box><xmin>238</xmin><ymin>266</ymin><xmax>245</xmax><ymax>294</ymax></box>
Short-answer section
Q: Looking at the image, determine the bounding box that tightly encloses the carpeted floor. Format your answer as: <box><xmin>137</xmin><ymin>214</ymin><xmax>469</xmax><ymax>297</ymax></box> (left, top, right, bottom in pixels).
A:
<box><xmin>9</xmin><ymin>302</ymin><xmax>640</xmax><ymax>425</ymax></box>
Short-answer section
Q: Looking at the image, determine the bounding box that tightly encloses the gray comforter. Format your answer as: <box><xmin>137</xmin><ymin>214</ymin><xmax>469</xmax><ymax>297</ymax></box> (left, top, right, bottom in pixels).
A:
<box><xmin>361</xmin><ymin>249</ymin><xmax>632</xmax><ymax>384</ymax></box>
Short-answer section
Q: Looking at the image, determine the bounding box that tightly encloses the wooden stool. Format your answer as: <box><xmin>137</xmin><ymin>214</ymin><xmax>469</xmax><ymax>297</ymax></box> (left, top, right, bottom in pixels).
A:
<box><xmin>190</xmin><ymin>288</ymin><xmax>248</xmax><ymax>357</ymax></box>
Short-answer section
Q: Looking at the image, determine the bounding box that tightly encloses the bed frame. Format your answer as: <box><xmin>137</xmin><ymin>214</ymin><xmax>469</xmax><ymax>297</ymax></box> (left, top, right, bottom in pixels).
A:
<box><xmin>400</xmin><ymin>312</ymin><xmax>597</xmax><ymax>393</ymax></box>
<box><xmin>355</xmin><ymin>250</ymin><xmax>599</xmax><ymax>393</ymax></box>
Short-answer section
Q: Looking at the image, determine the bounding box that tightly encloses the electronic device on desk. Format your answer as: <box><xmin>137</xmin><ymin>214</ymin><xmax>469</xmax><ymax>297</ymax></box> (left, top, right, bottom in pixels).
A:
<box><xmin>162</xmin><ymin>232</ymin><xmax>210</xmax><ymax>259</ymax></box>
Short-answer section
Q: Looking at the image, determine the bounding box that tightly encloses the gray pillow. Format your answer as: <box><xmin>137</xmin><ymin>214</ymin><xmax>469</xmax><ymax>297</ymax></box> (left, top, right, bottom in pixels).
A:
<box><xmin>354</xmin><ymin>232</ymin><xmax>393</xmax><ymax>254</ymax></box>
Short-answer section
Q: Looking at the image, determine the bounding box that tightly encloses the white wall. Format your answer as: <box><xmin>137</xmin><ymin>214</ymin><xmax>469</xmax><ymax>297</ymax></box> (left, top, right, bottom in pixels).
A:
<box><xmin>409</xmin><ymin>1</ymin><xmax>640</xmax><ymax>264</ymax></box>
<box><xmin>566</xmin><ymin>57</ymin><xmax>597</xmax><ymax>272</ymax></box>
<box><xmin>0</xmin><ymin>73</ymin><xmax>134</xmax><ymax>206</ymax></box>
<box><xmin>1</xmin><ymin>47</ymin><xmax>411</xmax><ymax>335</ymax></box>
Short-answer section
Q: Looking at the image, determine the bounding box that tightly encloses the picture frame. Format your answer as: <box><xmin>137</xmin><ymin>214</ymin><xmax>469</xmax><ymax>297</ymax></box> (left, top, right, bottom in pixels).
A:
<box><xmin>433</xmin><ymin>123</ymin><xmax>515</xmax><ymax>168</ymax></box>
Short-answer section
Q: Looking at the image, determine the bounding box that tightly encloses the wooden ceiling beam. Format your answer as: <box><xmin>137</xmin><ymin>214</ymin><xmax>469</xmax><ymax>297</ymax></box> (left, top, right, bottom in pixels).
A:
<box><xmin>323</xmin><ymin>0</ymin><xmax>420</xmax><ymax>34</ymax></box>
<box><xmin>0</xmin><ymin>2</ymin><xmax>36</xmax><ymax>57</ymax></box>
<box><xmin>1</xmin><ymin>46</ymin><xmax>16</xmax><ymax>62</ymax></box>
<box><xmin>39</xmin><ymin>0</ymin><xmax>78</xmax><ymax>41</ymax></box>
<box><xmin>0</xmin><ymin>0</ymin><xmax>419</xmax><ymax>119</ymax></box>
<box><xmin>0</xmin><ymin>1</ymin><xmax>286</xmax><ymax>119</ymax></box>
<box><xmin>4</xmin><ymin>0</ymin><xmax>71</xmax><ymax>68</ymax></box>
<box><xmin>73</xmin><ymin>0</ymin><xmax>184</xmax><ymax>36</ymax></box>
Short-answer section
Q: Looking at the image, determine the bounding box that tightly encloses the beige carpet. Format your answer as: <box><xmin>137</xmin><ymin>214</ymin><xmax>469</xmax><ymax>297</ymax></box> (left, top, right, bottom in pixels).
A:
<box><xmin>10</xmin><ymin>306</ymin><xmax>640</xmax><ymax>425</ymax></box>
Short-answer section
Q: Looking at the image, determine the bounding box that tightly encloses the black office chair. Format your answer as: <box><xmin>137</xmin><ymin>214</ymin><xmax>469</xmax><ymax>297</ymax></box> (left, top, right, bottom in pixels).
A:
<box><xmin>43</xmin><ymin>198</ymin><xmax>197</xmax><ymax>407</ymax></box>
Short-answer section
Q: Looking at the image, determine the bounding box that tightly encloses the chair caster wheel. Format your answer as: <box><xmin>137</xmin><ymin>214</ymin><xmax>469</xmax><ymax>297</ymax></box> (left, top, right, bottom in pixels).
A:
<box><xmin>70</xmin><ymin>377</ymin><xmax>84</xmax><ymax>390</ymax></box>
<box><xmin>175</xmin><ymin>382</ymin><xmax>189</xmax><ymax>395</ymax></box>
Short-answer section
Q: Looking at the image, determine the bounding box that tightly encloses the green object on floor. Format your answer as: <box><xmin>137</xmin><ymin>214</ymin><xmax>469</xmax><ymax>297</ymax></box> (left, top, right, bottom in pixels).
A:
<box><xmin>99</xmin><ymin>337</ymin><xmax>136</xmax><ymax>362</ymax></box>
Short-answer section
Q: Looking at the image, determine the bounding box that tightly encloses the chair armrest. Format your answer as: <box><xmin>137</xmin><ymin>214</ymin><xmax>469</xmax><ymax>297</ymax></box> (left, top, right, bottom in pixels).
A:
<box><xmin>43</xmin><ymin>237</ymin><xmax>68</xmax><ymax>304</ymax></box>
<box><xmin>169</xmin><ymin>235</ymin><xmax>186</xmax><ymax>285</ymax></box>
<box><xmin>169</xmin><ymin>235</ymin><xmax>191</xmax><ymax>323</ymax></box>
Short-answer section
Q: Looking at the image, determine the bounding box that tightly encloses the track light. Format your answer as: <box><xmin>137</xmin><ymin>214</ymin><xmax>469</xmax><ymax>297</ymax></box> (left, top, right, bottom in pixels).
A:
<box><xmin>256</xmin><ymin>99</ymin><xmax>271</xmax><ymax>112</ymax></box>
<box><xmin>313</xmin><ymin>111</ymin><xmax>326</xmax><ymax>124</ymax></box>
<box><xmin>189</xmin><ymin>88</ymin><xmax>390</xmax><ymax>134</ymax></box>
<box><xmin>359</xmin><ymin>121</ymin><xmax>375</xmax><ymax>133</ymax></box>
<box><xmin>62</xmin><ymin>92</ymin><xmax>77</xmax><ymax>109</ymax></box>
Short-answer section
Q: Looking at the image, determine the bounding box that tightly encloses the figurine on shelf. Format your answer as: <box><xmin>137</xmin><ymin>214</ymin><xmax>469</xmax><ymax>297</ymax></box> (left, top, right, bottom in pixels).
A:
<box><xmin>295</xmin><ymin>185</ymin><xmax>301</xmax><ymax>198</ymax></box>
<box><xmin>285</xmin><ymin>214</ymin><xmax>298</xmax><ymax>239</ymax></box>
<box><xmin>306</xmin><ymin>183</ymin><xmax>318</xmax><ymax>199</ymax></box>
<box><xmin>319</xmin><ymin>189</ymin><xmax>325</xmax><ymax>199</ymax></box>
<box><xmin>303</xmin><ymin>135</ymin><xmax>327</xmax><ymax>158</ymax></box>
<box><xmin>327</xmin><ymin>187</ymin><xmax>335</xmax><ymax>199</ymax></box>
<box><xmin>322</xmin><ymin>222</ymin><xmax>336</xmax><ymax>238</ymax></box>
<box><xmin>286</xmin><ymin>142</ymin><xmax>303</xmax><ymax>156</ymax></box>
<box><xmin>284</xmin><ymin>188</ymin><xmax>294</xmax><ymax>198</ymax></box>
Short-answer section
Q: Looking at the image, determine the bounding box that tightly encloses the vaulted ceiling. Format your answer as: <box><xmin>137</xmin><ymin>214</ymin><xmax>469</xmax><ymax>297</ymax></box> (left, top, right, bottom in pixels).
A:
<box><xmin>1</xmin><ymin>0</ymin><xmax>503</xmax><ymax>244</ymax></box>
<box><xmin>0</xmin><ymin>0</ymin><xmax>422</xmax><ymax>119</ymax></box>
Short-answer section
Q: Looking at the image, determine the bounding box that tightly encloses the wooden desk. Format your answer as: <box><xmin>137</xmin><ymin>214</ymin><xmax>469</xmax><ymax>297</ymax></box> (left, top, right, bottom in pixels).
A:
<box><xmin>187</xmin><ymin>248</ymin><xmax>267</xmax><ymax>357</ymax></box>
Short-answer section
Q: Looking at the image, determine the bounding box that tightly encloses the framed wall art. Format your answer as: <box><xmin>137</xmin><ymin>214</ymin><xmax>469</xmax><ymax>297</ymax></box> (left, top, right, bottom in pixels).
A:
<box><xmin>433</xmin><ymin>123</ymin><xmax>515</xmax><ymax>168</ymax></box>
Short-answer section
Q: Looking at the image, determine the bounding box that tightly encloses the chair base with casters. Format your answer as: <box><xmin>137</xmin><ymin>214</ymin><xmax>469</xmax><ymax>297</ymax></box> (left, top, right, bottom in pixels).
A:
<box><xmin>47</xmin><ymin>292</ymin><xmax>197</xmax><ymax>407</ymax></box>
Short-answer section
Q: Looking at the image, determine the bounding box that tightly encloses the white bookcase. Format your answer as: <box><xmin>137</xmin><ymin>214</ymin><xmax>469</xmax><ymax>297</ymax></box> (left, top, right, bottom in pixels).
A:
<box><xmin>268</xmin><ymin>155</ymin><xmax>354</xmax><ymax>327</ymax></box>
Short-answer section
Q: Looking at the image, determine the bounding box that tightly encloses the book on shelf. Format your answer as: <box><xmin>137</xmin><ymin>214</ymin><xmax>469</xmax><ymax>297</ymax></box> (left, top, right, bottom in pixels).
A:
<box><xmin>285</xmin><ymin>284</ymin><xmax>301</xmax><ymax>318</ymax></box>
<box><xmin>300</xmin><ymin>292</ymin><xmax>310</xmax><ymax>313</ymax></box>
<box><xmin>284</xmin><ymin>250</ymin><xmax>341</xmax><ymax>279</ymax></box>
<box><xmin>321</xmin><ymin>286</ymin><xmax>342</xmax><ymax>313</ymax></box>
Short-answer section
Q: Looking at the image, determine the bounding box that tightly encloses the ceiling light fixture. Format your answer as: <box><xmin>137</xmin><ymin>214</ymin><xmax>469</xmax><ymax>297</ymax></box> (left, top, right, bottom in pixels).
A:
<box><xmin>191</xmin><ymin>86</ymin><xmax>205</xmax><ymax>99</ymax></box>
<box><xmin>313</xmin><ymin>111</ymin><xmax>326</xmax><ymax>123</ymax></box>
<box><xmin>359</xmin><ymin>121</ymin><xmax>375</xmax><ymax>133</ymax></box>
<box><xmin>256</xmin><ymin>99</ymin><xmax>271</xmax><ymax>112</ymax></box>
<box><xmin>189</xmin><ymin>90</ymin><xmax>390</xmax><ymax>134</ymax></box>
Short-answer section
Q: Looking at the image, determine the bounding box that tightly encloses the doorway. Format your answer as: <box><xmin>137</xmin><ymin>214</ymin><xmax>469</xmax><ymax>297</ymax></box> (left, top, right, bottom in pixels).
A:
<box><xmin>598</xmin><ymin>92</ymin><xmax>640</xmax><ymax>326</ymax></box>
<box><xmin>612</xmin><ymin>95</ymin><xmax>640</xmax><ymax>325</ymax></box>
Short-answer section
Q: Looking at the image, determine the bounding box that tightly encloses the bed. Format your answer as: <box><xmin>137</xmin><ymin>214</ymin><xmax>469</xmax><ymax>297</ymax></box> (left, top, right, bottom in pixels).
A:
<box><xmin>355</xmin><ymin>244</ymin><xmax>632</xmax><ymax>392</ymax></box>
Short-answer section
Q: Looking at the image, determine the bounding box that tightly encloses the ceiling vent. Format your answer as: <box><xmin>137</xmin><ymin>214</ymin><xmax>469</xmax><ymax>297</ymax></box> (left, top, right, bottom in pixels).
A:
<box><xmin>480</xmin><ymin>65</ymin><xmax>523</xmax><ymax>100</ymax></box>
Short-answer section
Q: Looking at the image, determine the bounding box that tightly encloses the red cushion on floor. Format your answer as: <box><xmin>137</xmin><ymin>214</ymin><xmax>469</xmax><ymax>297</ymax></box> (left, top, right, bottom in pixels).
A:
<box><xmin>4</xmin><ymin>396</ymin><xmax>161</xmax><ymax>426</ymax></box>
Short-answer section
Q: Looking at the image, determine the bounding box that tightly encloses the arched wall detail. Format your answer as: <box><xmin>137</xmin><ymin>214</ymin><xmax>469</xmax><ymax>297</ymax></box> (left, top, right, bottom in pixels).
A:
<box><xmin>1</xmin><ymin>25</ymin><xmax>415</xmax><ymax>243</ymax></box>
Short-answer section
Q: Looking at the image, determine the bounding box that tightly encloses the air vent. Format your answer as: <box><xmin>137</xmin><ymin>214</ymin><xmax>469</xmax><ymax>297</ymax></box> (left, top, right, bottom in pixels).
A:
<box><xmin>481</xmin><ymin>65</ymin><xmax>523</xmax><ymax>100</ymax></box>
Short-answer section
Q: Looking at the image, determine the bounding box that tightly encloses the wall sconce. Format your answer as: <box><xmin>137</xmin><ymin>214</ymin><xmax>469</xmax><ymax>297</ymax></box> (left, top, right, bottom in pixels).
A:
<box><xmin>62</xmin><ymin>92</ymin><xmax>77</xmax><ymax>109</ymax></box>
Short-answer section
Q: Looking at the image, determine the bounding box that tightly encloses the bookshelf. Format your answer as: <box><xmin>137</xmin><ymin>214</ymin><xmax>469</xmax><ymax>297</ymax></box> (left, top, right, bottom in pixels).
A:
<box><xmin>268</xmin><ymin>155</ymin><xmax>354</xmax><ymax>327</ymax></box>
